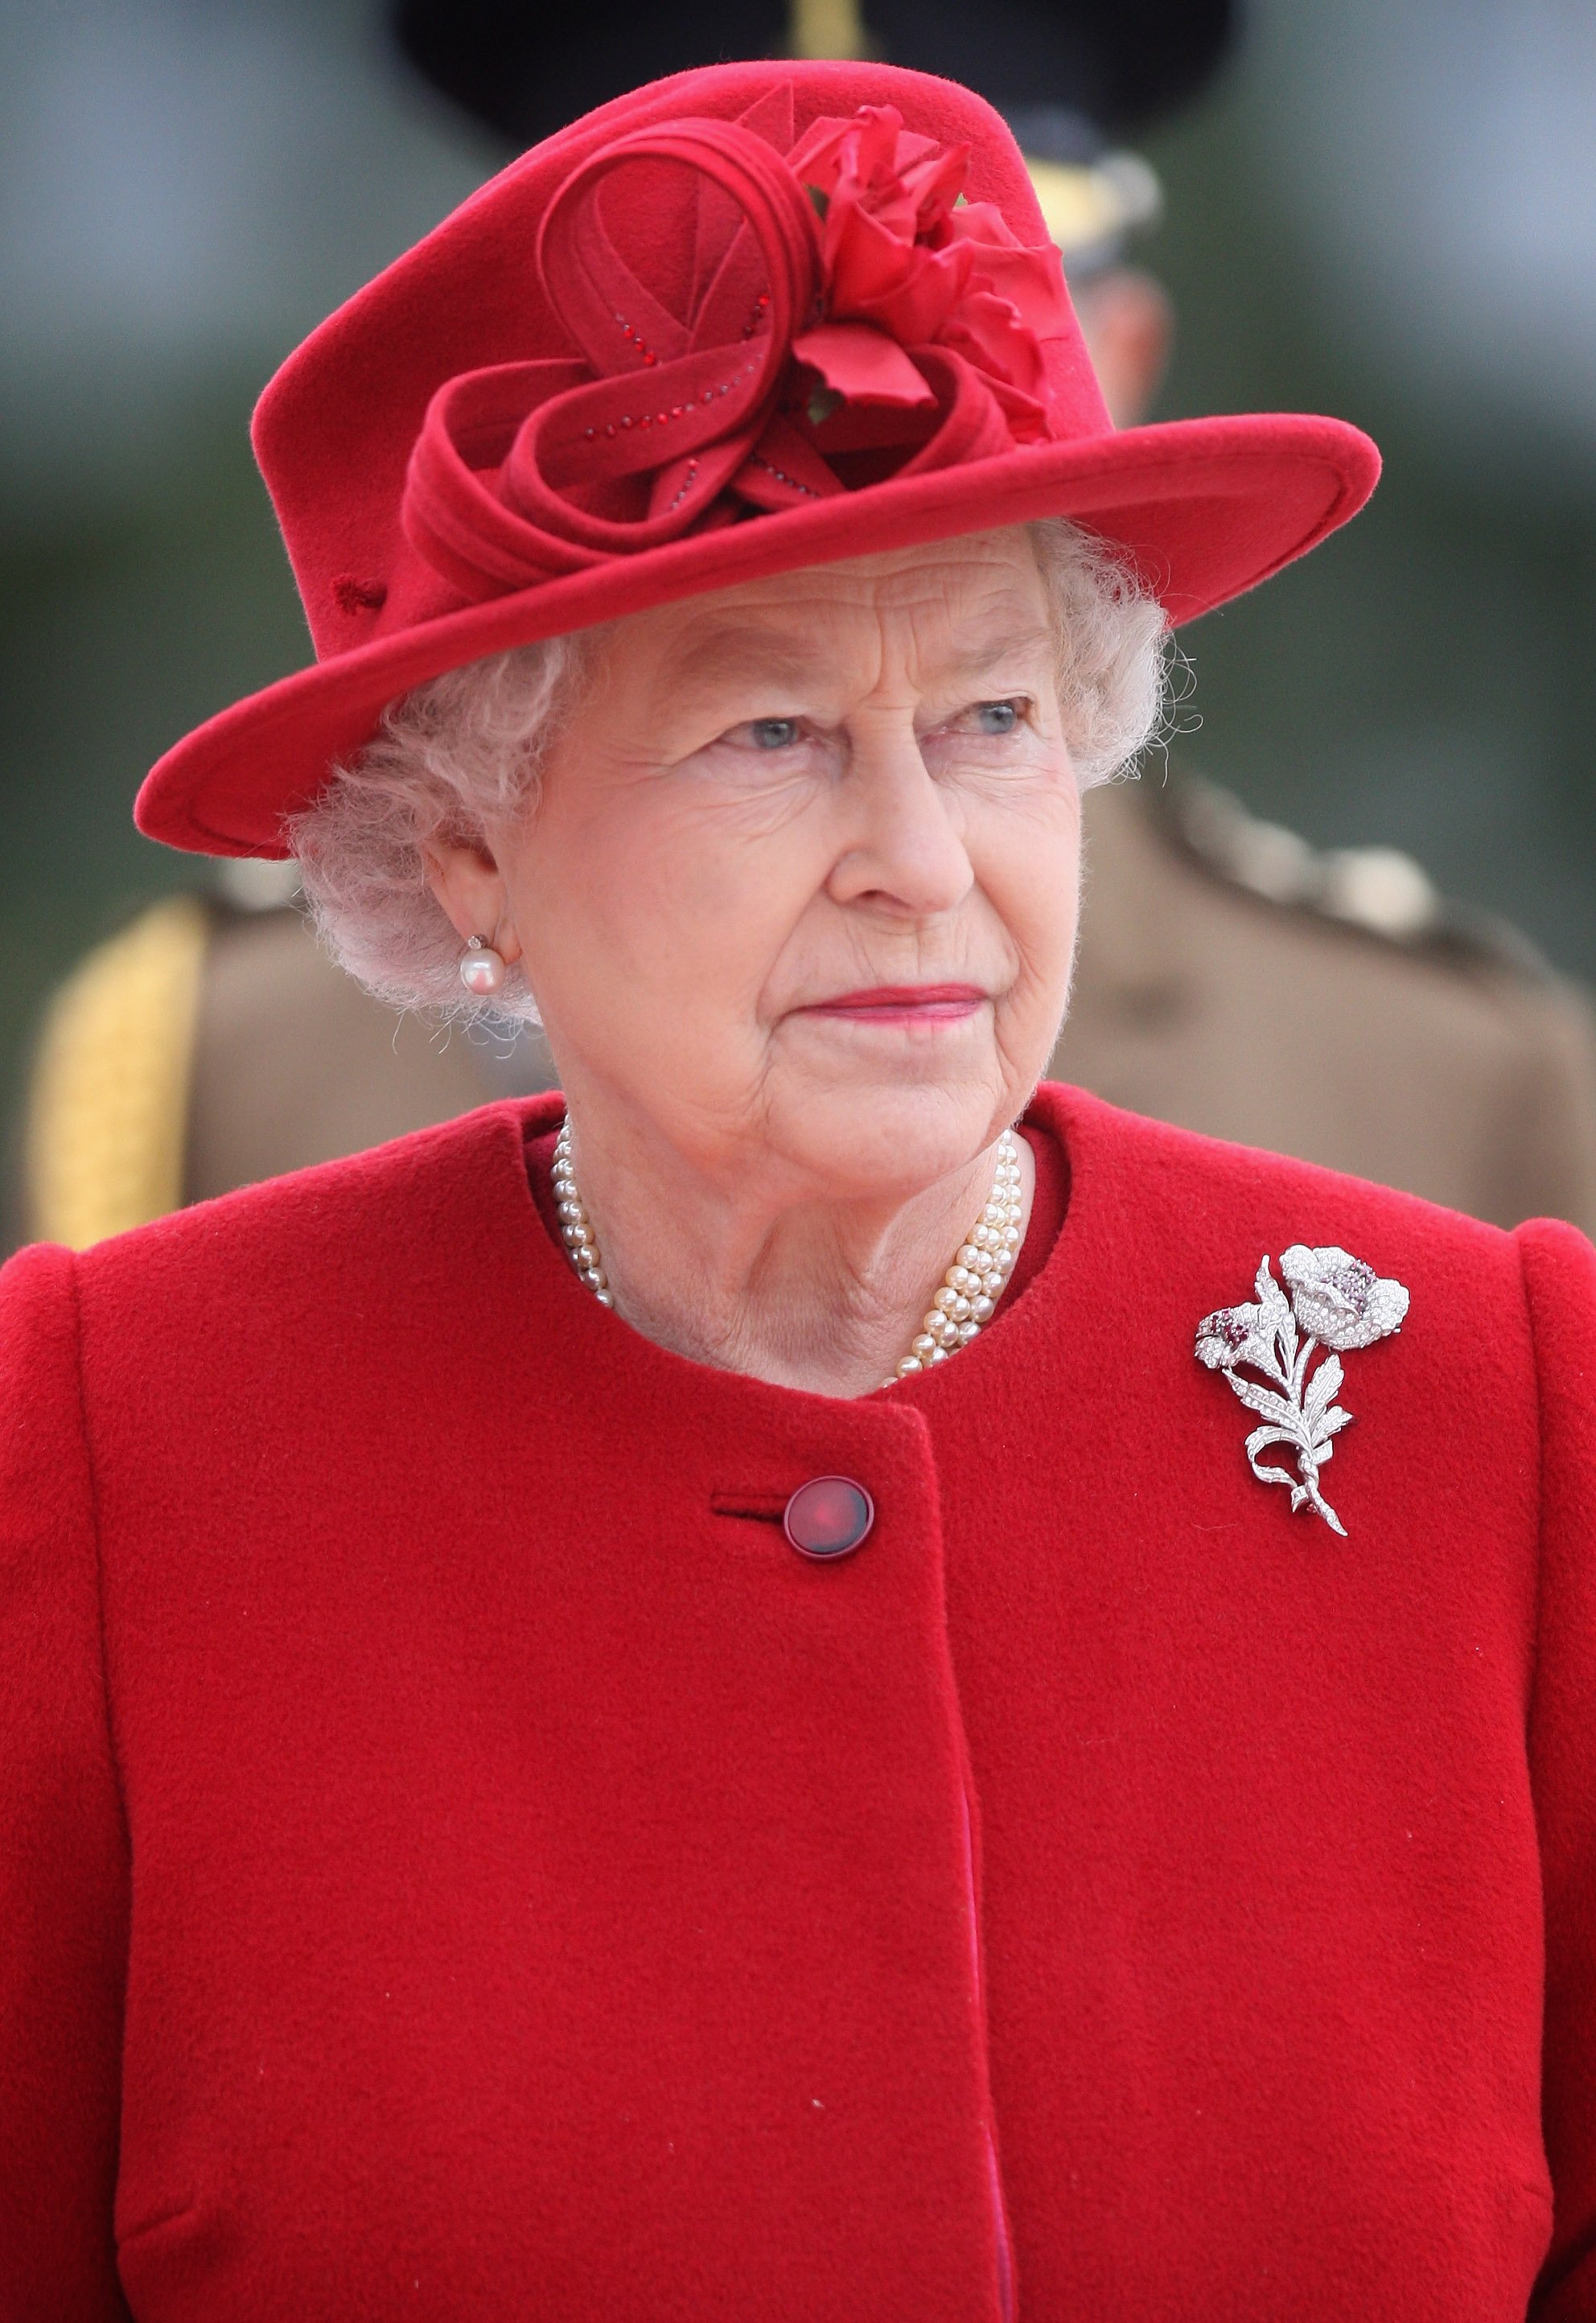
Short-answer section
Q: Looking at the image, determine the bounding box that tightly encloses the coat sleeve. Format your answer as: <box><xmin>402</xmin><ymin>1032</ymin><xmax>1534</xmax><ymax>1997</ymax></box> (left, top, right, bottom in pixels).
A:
<box><xmin>0</xmin><ymin>1243</ymin><xmax>132</xmax><ymax>2321</ymax></box>
<box><xmin>1520</xmin><ymin>1219</ymin><xmax>1596</xmax><ymax>2320</ymax></box>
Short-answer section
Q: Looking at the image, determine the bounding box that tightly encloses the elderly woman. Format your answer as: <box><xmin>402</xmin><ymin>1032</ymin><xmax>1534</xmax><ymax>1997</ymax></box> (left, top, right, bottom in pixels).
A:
<box><xmin>2</xmin><ymin>59</ymin><xmax>1593</xmax><ymax>2323</ymax></box>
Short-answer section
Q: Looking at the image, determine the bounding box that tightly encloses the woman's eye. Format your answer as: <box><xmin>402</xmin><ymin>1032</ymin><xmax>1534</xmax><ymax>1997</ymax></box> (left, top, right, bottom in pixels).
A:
<box><xmin>973</xmin><ymin>699</ymin><xmax>1022</xmax><ymax>734</ymax></box>
<box><xmin>743</xmin><ymin>717</ymin><xmax>801</xmax><ymax>750</ymax></box>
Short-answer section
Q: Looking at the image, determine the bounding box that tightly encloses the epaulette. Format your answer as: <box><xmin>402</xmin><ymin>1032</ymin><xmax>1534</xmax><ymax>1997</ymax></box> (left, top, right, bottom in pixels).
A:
<box><xmin>22</xmin><ymin>894</ymin><xmax>212</xmax><ymax>1249</ymax></box>
<box><xmin>19</xmin><ymin>862</ymin><xmax>304</xmax><ymax>1250</ymax></box>
<box><xmin>1150</xmin><ymin>767</ymin><xmax>1557</xmax><ymax>982</ymax></box>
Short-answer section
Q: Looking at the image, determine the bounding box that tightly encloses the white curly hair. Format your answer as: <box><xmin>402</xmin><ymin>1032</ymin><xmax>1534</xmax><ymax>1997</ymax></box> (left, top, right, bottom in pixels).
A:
<box><xmin>289</xmin><ymin>518</ymin><xmax>1173</xmax><ymax>1025</ymax></box>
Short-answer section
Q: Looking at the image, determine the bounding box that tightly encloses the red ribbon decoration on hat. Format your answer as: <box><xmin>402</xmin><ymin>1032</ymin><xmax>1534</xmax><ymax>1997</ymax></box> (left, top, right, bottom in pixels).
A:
<box><xmin>402</xmin><ymin>100</ymin><xmax>1073</xmax><ymax>603</ymax></box>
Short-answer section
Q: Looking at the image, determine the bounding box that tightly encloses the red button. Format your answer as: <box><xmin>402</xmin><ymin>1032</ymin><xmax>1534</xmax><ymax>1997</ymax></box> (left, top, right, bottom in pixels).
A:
<box><xmin>783</xmin><ymin>1476</ymin><xmax>874</xmax><ymax>1560</ymax></box>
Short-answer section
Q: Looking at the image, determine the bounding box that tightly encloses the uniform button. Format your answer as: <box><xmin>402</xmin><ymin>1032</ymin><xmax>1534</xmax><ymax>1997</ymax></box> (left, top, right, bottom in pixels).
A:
<box><xmin>783</xmin><ymin>1476</ymin><xmax>874</xmax><ymax>1560</ymax></box>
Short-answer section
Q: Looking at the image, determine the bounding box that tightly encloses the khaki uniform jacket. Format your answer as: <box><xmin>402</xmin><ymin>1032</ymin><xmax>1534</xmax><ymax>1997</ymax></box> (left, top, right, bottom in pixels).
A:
<box><xmin>18</xmin><ymin>773</ymin><xmax>1596</xmax><ymax>1248</ymax></box>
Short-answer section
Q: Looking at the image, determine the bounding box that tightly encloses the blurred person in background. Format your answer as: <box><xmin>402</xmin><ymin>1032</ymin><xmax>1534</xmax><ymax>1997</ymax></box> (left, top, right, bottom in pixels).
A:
<box><xmin>15</xmin><ymin>0</ymin><xmax>1596</xmax><ymax>1252</ymax></box>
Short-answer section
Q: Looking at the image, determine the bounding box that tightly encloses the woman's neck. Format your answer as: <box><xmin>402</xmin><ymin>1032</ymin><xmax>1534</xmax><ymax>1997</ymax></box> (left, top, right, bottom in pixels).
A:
<box><xmin>554</xmin><ymin>1111</ymin><xmax>1037</xmax><ymax>1399</ymax></box>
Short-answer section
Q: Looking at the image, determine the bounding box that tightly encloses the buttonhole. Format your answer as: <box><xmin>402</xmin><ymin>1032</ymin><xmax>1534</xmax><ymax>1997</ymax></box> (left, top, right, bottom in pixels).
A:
<box><xmin>710</xmin><ymin>1490</ymin><xmax>788</xmax><ymax>1524</ymax></box>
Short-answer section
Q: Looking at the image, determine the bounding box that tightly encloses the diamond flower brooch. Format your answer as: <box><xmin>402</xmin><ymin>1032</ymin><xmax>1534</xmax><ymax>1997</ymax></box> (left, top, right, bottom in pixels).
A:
<box><xmin>1195</xmin><ymin>1245</ymin><xmax>1409</xmax><ymax>1536</ymax></box>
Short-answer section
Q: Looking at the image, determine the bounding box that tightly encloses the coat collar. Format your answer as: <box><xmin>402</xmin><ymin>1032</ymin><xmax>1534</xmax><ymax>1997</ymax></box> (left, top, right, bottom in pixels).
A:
<box><xmin>487</xmin><ymin>1079</ymin><xmax>1088</xmax><ymax>1420</ymax></box>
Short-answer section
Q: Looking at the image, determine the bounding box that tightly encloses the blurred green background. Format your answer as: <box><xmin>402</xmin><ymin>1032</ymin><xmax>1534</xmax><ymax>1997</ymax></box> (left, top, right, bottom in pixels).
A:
<box><xmin>2</xmin><ymin>0</ymin><xmax>1593</xmax><ymax>1157</ymax></box>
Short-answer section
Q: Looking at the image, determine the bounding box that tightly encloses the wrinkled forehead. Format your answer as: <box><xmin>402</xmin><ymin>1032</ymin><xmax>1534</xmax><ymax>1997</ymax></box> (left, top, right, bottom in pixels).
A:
<box><xmin>592</xmin><ymin>528</ymin><xmax>1055</xmax><ymax>701</ymax></box>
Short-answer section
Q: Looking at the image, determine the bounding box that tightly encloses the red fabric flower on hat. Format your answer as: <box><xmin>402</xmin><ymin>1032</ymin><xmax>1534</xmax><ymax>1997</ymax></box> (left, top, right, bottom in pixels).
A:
<box><xmin>402</xmin><ymin>93</ymin><xmax>1074</xmax><ymax>604</ymax></box>
<box><xmin>789</xmin><ymin>105</ymin><xmax>1070</xmax><ymax>444</ymax></box>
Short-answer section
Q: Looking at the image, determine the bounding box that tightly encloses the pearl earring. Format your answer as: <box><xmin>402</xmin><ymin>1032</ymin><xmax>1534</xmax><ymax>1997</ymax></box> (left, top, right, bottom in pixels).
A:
<box><xmin>459</xmin><ymin>935</ymin><xmax>507</xmax><ymax>996</ymax></box>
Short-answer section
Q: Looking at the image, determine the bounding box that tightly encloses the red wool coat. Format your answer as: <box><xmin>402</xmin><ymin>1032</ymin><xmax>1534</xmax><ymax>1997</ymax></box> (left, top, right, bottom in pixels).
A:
<box><xmin>2</xmin><ymin>1082</ymin><xmax>1593</xmax><ymax>2323</ymax></box>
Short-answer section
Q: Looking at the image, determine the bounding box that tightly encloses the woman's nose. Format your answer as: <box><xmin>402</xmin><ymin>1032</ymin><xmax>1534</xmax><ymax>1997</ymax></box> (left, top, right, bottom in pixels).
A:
<box><xmin>826</xmin><ymin>723</ymin><xmax>975</xmax><ymax>919</ymax></box>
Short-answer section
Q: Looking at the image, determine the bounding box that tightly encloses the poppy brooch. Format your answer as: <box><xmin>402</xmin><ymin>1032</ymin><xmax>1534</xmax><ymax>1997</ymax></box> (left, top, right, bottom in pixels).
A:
<box><xmin>1195</xmin><ymin>1245</ymin><xmax>1409</xmax><ymax>1536</ymax></box>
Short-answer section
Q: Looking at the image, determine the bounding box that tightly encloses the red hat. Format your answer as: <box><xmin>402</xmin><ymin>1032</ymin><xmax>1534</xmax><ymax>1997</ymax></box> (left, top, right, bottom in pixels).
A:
<box><xmin>136</xmin><ymin>58</ymin><xmax>1379</xmax><ymax>859</ymax></box>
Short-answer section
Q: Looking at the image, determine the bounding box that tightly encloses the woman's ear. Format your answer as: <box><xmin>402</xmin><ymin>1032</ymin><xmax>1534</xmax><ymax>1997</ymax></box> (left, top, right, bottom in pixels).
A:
<box><xmin>422</xmin><ymin>833</ymin><xmax>524</xmax><ymax>965</ymax></box>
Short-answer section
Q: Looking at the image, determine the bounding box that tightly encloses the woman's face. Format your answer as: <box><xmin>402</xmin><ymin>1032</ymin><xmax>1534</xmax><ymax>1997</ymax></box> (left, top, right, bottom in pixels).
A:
<box><xmin>496</xmin><ymin>527</ymin><xmax>1080</xmax><ymax>1199</ymax></box>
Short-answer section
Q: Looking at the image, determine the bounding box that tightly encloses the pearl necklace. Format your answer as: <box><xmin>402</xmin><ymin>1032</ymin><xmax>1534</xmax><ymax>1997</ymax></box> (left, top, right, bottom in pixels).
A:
<box><xmin>550</xmin><ymin>1121</ymin><xmax>1025</xmax><ymax>1389</ymax></box>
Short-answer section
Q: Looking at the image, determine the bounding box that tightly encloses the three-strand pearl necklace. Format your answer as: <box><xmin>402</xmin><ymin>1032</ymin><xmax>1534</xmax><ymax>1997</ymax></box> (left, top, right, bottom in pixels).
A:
<box><xmin>551</xmin><ymin>1121</ymin><xmax>1025</xmax><ymax>1389</ymax></box>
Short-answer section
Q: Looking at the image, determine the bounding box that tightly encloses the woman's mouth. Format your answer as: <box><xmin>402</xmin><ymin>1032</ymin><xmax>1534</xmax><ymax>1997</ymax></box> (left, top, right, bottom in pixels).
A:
<box><xmin>800</xmin><ymin>984</ymin><xmax>988</xmax><ymax>1025</ymax></box>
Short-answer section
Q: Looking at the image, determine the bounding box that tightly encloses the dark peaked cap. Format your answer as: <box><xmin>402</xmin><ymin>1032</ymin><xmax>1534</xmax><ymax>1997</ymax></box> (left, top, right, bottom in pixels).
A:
<box><xmin>393</xmin><ymin>0</ymin><xmax>1235</xmax><ymax>147</ymax></box>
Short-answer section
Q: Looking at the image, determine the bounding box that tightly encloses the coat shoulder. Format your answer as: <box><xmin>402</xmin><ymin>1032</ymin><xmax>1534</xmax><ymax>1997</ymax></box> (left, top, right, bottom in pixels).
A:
<box><xmin>1035</xmin><ymin>1083</ymin><xmax>1556</xmax><ymax>1472</ymax></box>
<box><xmin>60</xmin><ymin>1096</ymin><xmax>560</xmax><ymax>1334</ymax></box>
<box><xmin>1039</xmin><ymin>1079</ymin><xmax>1524</xmax><ymax>1281</ymax></box>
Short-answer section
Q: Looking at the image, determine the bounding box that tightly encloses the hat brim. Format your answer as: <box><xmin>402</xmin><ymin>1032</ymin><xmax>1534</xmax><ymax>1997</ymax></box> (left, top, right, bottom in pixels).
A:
<box><xmin>136</xmin><ymin>409</ymin><xmax>1377</xmax><ymax>857</ymax></box>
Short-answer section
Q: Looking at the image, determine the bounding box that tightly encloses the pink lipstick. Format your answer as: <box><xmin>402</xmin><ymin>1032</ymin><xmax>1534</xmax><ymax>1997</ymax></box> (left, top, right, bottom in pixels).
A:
<box><xmin>800</xmin><ymin>983</ymin><xmax>986</xmax><ymax>1024</ymax></box>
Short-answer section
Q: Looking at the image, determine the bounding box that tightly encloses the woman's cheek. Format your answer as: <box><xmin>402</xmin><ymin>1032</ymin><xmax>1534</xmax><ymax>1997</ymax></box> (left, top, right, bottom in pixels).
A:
<box><xmin>985</xmin><ymin>804</ymin><xmax>1080</xmax><ymax>962</ymax></box>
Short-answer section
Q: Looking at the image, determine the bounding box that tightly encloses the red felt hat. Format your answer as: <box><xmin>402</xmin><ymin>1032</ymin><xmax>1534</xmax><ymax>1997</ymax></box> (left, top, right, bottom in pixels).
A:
<box><xmin>136</xmin><ymin>58</ymin><xmax>1379</xmax><ymax>859</ymax></box>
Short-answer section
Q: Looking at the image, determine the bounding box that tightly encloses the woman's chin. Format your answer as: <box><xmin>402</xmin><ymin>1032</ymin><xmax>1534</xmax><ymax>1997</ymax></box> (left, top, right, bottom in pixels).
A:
<box><xmin>766</xmin><ymin>1072</ymin><xmax>1018</xmax><ymax>1199</ymax></box>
